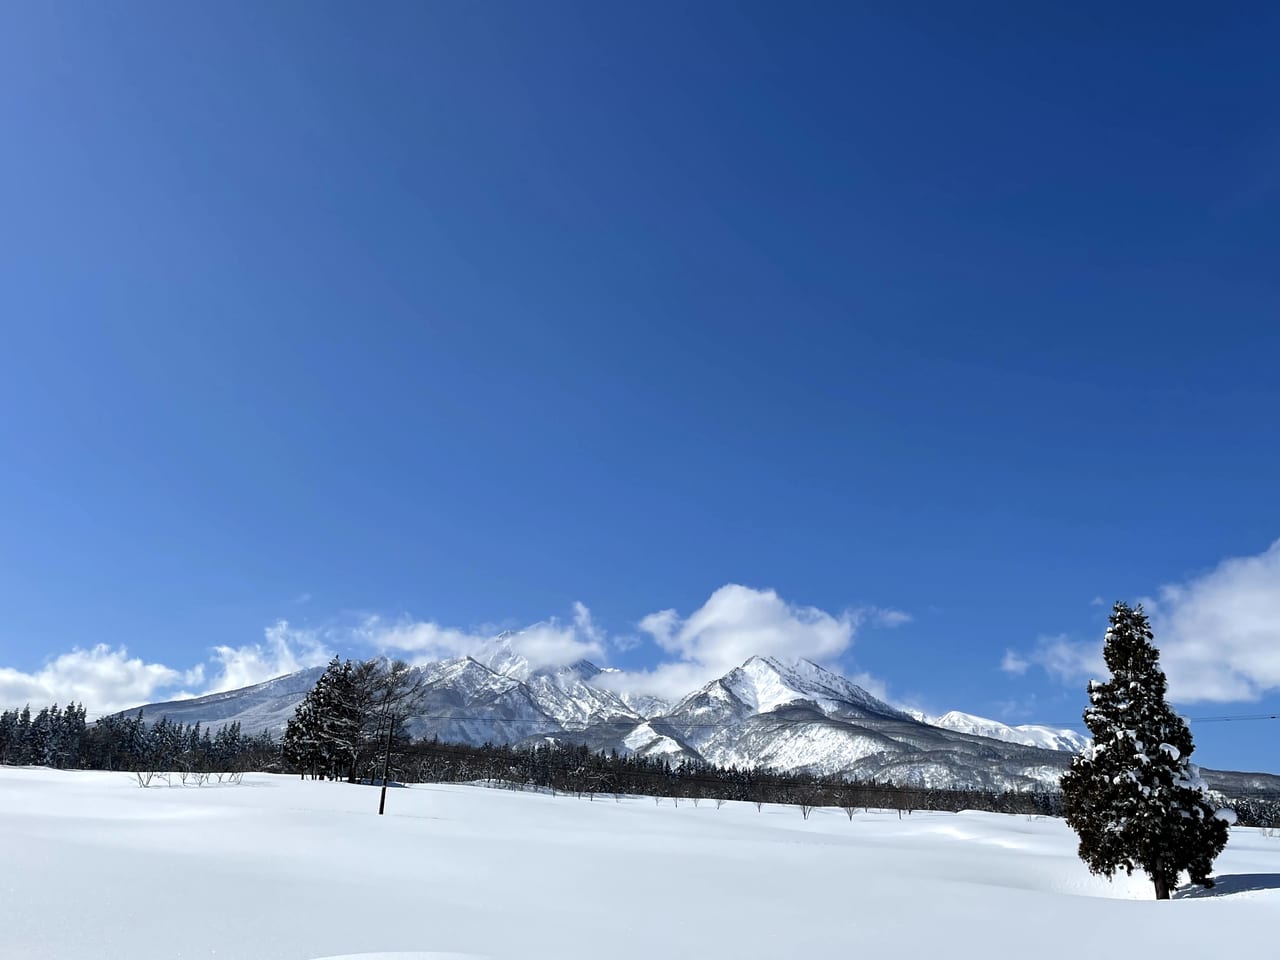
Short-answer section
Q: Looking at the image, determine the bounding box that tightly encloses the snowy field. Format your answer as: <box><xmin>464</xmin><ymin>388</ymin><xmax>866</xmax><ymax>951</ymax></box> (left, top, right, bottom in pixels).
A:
<box><xmin>1</xmin><ymin>767</ymin><xmax>1277</xmax><ymax>960</ymax></box>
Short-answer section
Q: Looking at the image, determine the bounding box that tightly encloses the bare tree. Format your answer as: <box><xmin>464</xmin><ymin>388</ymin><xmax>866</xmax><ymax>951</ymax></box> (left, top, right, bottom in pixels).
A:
<box><xmin>369</xmin><ymin>659</ymin><xmax>426</xmax><ymax>815</ymax></box>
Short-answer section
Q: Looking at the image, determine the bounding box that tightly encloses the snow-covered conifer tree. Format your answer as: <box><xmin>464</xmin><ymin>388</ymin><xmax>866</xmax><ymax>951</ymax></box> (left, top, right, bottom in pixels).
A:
<box><xmin>1061</xmin><ymin>601</ymin><xmax>1231</xmax><ymax>899</ymax></box>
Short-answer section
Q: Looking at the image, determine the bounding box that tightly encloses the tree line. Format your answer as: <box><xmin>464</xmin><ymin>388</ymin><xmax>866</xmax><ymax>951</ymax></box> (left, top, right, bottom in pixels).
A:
<box><xmin>391</xmin><ymin>736</ymin><xmax>1071</xmax><ymax>818</ymax></box>
<box><xmin>0</xmin><ymin>702</ymin><xmax>275</xmax><ymax>773</ymax></box>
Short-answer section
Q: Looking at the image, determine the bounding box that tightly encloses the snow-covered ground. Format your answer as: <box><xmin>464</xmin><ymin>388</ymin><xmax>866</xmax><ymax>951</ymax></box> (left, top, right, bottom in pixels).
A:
<box><xmin>1</xmin><ymin>767</ymin><xmax>1276</xmax><ymax>960</ymax></box>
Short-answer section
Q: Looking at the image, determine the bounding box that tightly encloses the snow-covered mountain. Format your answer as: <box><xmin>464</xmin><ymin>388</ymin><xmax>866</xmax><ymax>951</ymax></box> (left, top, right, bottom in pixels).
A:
<box><xmin>559</xmin><ymin>655</ymin><xmax>1082</xmax><ymax>790</ymax></box>
<box><xmin>131</xmin><ymin>666</ymin><xmax>329</xmax><ymax>734</ymax></box>
<box><xmin>913</xmin><ymin>710</ymin><xmax>1090</xmax><ymax>753</ymax></box>
<box><xmin>128</xmin><ymin>636</ymin><xmax>1280</xmax><ymax>795</ymax></box>
<box><xmin>469</xmin><ymin>637</ymin><xmax>647</xmax><ymax>730</ymax></box>
<box><xmin>124</xmin><ymin>639</ymin><xmax>1091</xmax><ymax>790</ymax></box>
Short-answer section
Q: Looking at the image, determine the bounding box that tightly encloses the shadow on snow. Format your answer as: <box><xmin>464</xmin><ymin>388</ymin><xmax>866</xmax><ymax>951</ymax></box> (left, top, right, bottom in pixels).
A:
<box><xmin>1176</xmin><ymin>874</ymin><xmax>1280</xmax><ymax>899</ymax></box>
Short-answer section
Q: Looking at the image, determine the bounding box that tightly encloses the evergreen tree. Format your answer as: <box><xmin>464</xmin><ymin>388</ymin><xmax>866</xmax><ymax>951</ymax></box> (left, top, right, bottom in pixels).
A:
<box><xmin>15</xmin><ymin>706</ymin><xmax>33</xmax><ymax>764</ymax></box>
<box><xmin>0</xmin><ymin>708</ymin><xmax>17</xmax><ymax>764</ymax></box>
<box><xmin>29</xmin><ymin>705</ymin><xmax>56</xmax><ymax>766</ymax></box>
<box><xmin>1061</xmin><ymin>601</ymin><xmax>1231</xmax><ymax>899</ymax></box>
<box><xmin>316</xmin><ymin>658</ymin><xmax>365</xmax><ymax>780</ymax></box>
<box><xmin>124</xmin><ymin>711</ymin><xmax>149</xmax><ymax>768</ymax></box>
<box><xmin>56</xmin><ymin>703</ymin><xmax>88</xmax><ymax>768</ymax></box>
<box><xmin>283</xmin><ymin>657</ymin><xmax>356</xmax><ymax>779</ymax></box>
<box><xmin>283</xmin><ymin>697</ymin><xmax>327</xmax><ymax>778</ymax></box>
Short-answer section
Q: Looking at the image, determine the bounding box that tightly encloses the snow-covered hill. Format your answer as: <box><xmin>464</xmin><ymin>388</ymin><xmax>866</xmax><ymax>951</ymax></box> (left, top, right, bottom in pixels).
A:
<box><xmin>3</xmin><ymin>767</ymin><xmax>1278</xmax><ymax>960</ymax></box>
<box><xmin>123</xmin><ymin>636</ymin><xmax>1273</xmax><ymax>794</ymax></box>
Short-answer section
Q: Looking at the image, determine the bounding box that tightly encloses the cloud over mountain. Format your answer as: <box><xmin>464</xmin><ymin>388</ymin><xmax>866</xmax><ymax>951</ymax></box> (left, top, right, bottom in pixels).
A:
<box><xmin>361</xmin><ymin>601</ymin><xmax>607</xmax><ymax>671</ymax></box>
<box><xmin>1004</xmin><ymin>539</ymin><xmax>1280</xmax><ymax>703</ymax></box>
<box><xmin>0</xmin><ymin>585</ymin><xmax>885</xmax><ymax>715</ymax></box>
<box><xmin>600</xmin><ymin>584</ymin><xmax>867</xmax><ymax>701</ymax></box>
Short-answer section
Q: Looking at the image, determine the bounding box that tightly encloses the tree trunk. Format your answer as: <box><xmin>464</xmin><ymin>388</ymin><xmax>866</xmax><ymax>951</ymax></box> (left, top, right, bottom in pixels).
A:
<box><xmin>1152</xmin><ymin>859</ymin><xmax>1171</xmax><ymax>900</ymax></box>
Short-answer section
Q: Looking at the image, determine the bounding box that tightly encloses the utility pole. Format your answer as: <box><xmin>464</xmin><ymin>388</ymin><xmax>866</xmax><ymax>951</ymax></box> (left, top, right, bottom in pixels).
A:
<box><xmin>377</xmin><ymin>711</ymin><xmax>394</xmax><ymax>815</ymax></box>
<box><xmin>371</xmin><ymin>658</ymin><xmax>425</xmax><ymax>816</ymax></box>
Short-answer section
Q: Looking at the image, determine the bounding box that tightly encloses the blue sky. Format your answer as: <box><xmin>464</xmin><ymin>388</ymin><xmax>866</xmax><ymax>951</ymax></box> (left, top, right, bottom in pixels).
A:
<box><xmin>1</xmin><ymin>3</ymin><xmax>1277</xmax><ymax>771</ymax></box>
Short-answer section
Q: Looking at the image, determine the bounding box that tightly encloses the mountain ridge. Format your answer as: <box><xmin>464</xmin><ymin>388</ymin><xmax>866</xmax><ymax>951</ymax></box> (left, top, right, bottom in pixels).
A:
<box><xmin>120</xmin><ymin>639</ymin><xmax>1279</xmax><ymax>796</ymax></box>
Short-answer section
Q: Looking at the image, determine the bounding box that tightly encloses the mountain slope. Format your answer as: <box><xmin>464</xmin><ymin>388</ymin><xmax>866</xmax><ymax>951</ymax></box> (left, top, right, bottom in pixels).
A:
<box><xmin>120</xmin><ymin>640</ymin><xmax>1276</xmax><ymax>795</ymax></box>
<box><xmin>581</xmin><ymin>657</ymin><xmax>1076</xmax><ymax>790</ymax></box>
<box><xmin>122</xmin><ymin>666</ymin><xmax>328</xmax><ymax>733</ymax></box>
<box><xmin>926</xmin><ymin>711</ymin><xmax>1090</xmax><ymax>753</ymax></box>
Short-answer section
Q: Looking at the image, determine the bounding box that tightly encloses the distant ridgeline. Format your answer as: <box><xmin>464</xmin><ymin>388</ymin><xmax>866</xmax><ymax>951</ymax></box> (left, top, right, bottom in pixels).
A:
<box><xmin>3</xmin><ymin>699</ymin><xmax>1279</xmax><ymax>827</ymax></box>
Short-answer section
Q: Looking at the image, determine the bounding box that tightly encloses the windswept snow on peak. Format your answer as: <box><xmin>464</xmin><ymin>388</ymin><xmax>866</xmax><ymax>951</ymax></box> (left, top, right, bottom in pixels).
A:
<box><xmin>709</xmin><ymin>655</ymin><xmax>911</xmax><ymax>720</ymax></box>
<box><xmin>521</xmin><ymin>663</ymin><xmax>641</xmax><ymax>730</ymax></box>
<box><xmin>470</xmin><ymin>633</ymin><xmax>537</xmax><ymax>680</ymax></box>
<box><xmin>616</xmin><ymin>690</ymin><xmax>670</xmax><ymax>719</ymax></box>
<box><xmin>621</xmin><ymin>722</ymin><xmax>689</xmax><ymax>760</ymax></box>
<box><xmin>420</xmin><ymin>655</ymin><xmax>521</xmax><ymax>703</ymax></box>
<box><xmin>926</xmin><ymin>711</ymin><xmax>1089</xmax><ymax>753</ymax></box>
<box><xmin>468</xmin><ymin>634</ymin><xmax>641</xmax><ymax>729</ymax></box>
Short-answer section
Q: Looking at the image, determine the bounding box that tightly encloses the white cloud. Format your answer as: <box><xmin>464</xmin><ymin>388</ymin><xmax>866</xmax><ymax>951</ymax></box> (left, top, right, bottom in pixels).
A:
<box><xmin>1144</xmin><ymin>539</ymin><xmax>1280</xmax><ymax>702</ymax></box>
<box><xmin>849</xmin><ymin>670</ymin><xmax>893</xmax><ymax>704</ymax></box>
<box><xmin>611</xmin><ymin>633</ymin><xmax>644</xmax><ymax>653</ymax></box>
<box><xmin>500</xmin><ymin>618</ymin><xmax>606</xmax><ymax>669</ymax></box>
<box><xmin>1006</xmin><ymin>539</ymin><xmax>1280</xmax><ymax>704</ymax></box>
<box><xmin>358</xmin><ymin>617</ymin><xmax>489</xmax><ymax>661</ymax></box>
<box><xmin>572</xmin><ymin>602</ymin><xmax>602</xmax><ymax>646</ymax></box>
<box><xmin>600</xmin><ymin>584</ymin><xmax>861</xmax><ymax>700</ymax></box>
<box><xmin>363</xmin><ymin>603</ymin><xmax>606</xmax><ymax>670</ymax></box>
<box><xmin>0</xmin><ymin>645</ymin><xmax>202</xmax><ymax>715</ymax></box>
<box><xmin>203</xmin><ymin>620</ymin><xmax>333</xmax><ymax>694</ymax></box>
<box><xmin>1000</xmin><ymin>650</ymin><xmax>1030</xmax><ymax>675</ymax></box>
<box><xmin>0</xmin><ymin>620</ymin><xmax>332</xmax><ymax>715</ymax></box>
<box><xmin>870</xmin><ymin>608</ymin><xmax>913</xmax><ymax>628</ymax></box>
<box><xmin>1015</xmin><ymin>633</ymin><xmax>1105</xmax><ymax>685</ymax></box>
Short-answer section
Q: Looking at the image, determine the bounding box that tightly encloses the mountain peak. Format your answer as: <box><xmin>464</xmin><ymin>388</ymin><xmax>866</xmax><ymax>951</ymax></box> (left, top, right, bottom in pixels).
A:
<box><xmin>713</xmin><ymin>655</ymin><xmax>906</xmax><ymax>720</ymax></box>
<box><xmin>469</xmin><ymin>631</ymin><xmax>605</xmax><ymax>689</ymax></box>
<box><xmin>926</xmin><ymin>710</ymin><xmax>1089</xmax><ymax>752</ymax></box>
<box><xmin>471</xmin><ymin>632</ymin><xmax>532</xmax><ymax>679</ymax></box>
